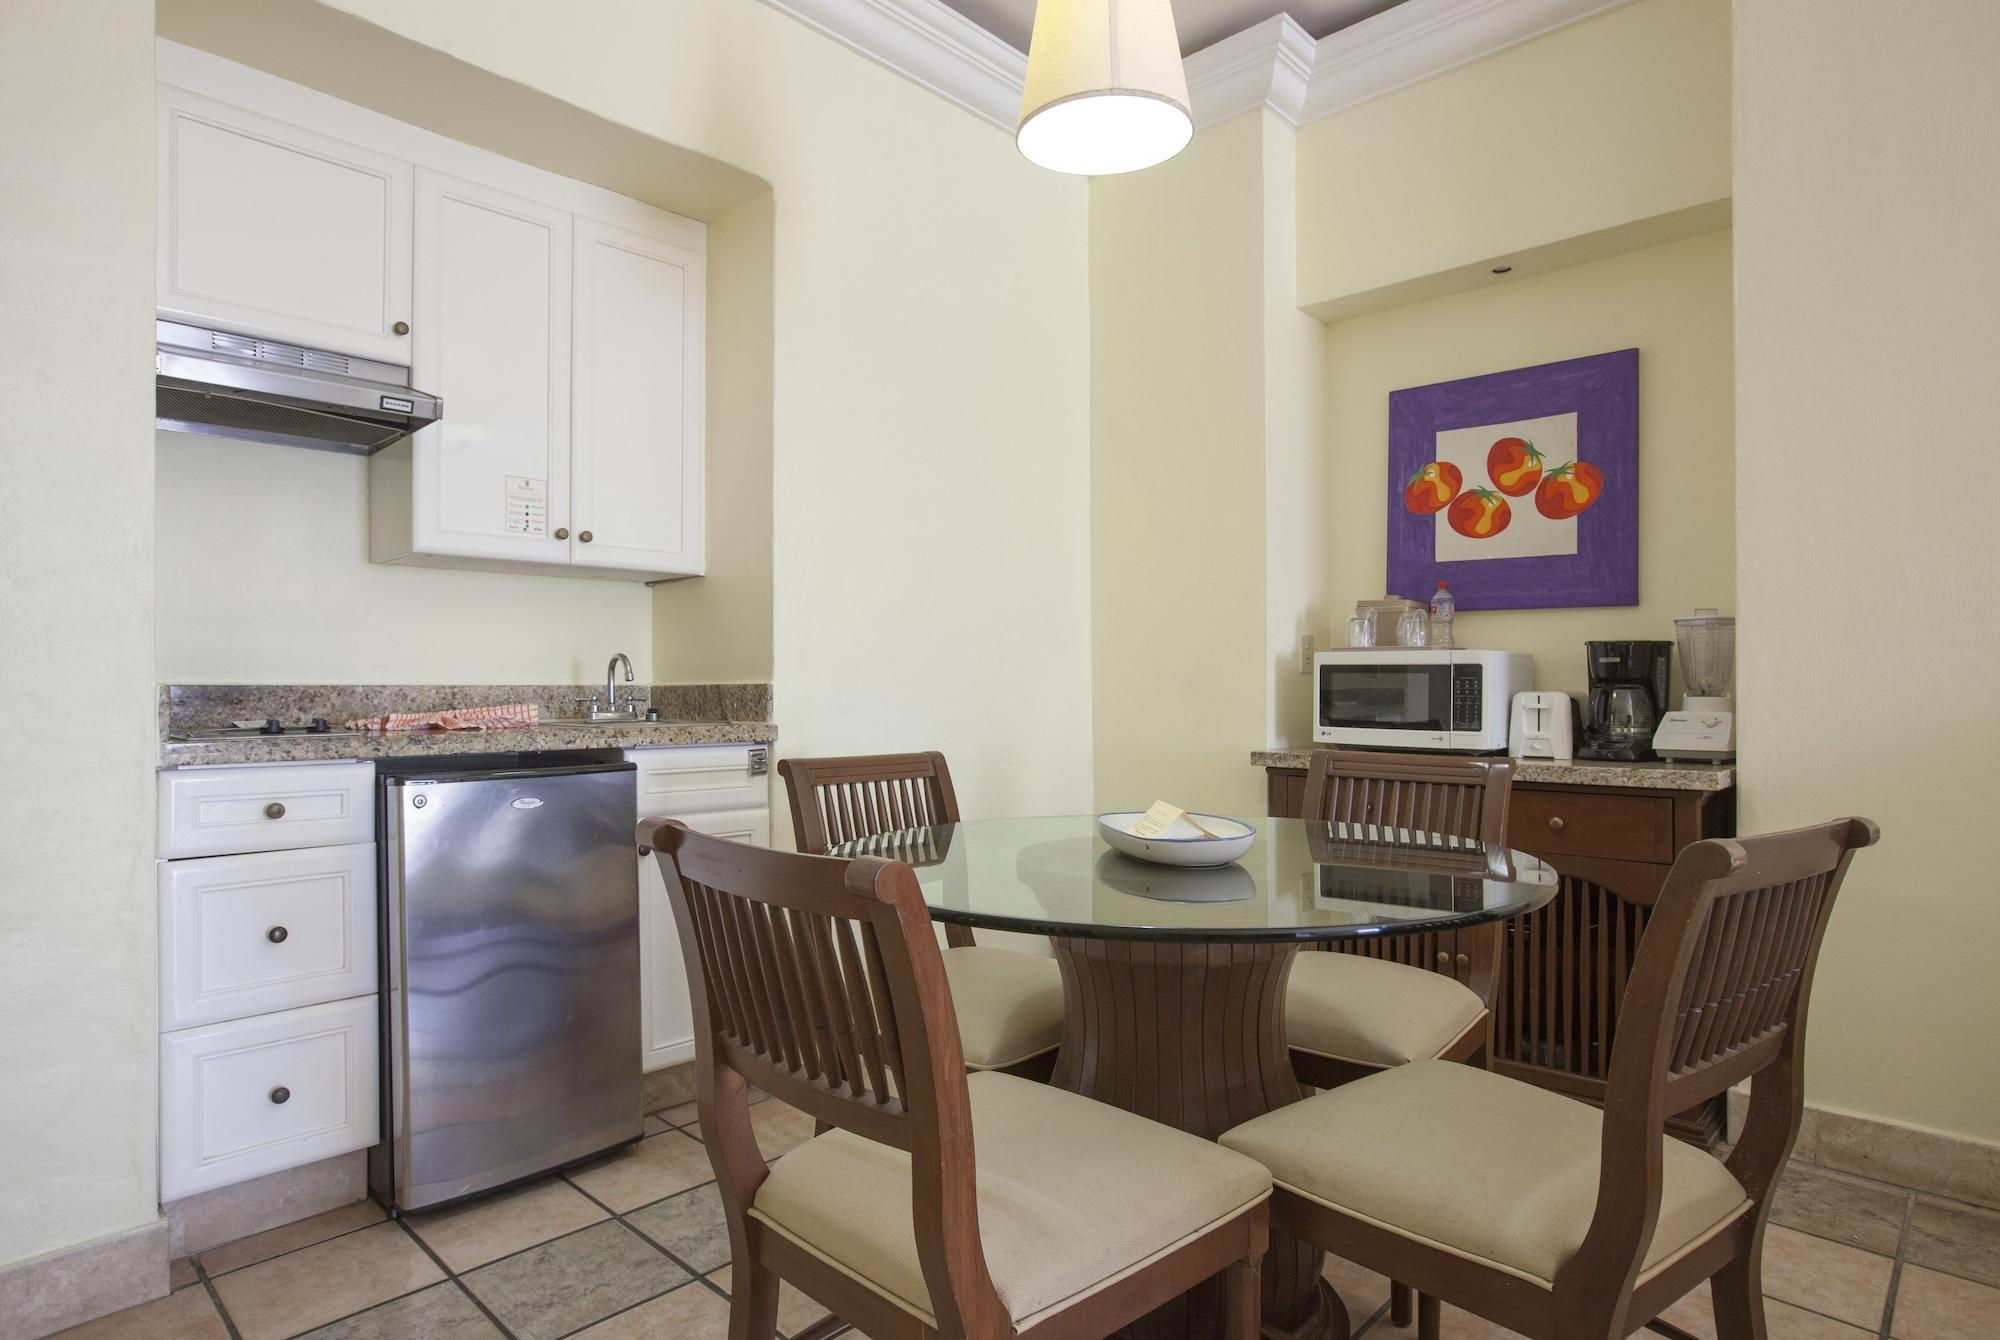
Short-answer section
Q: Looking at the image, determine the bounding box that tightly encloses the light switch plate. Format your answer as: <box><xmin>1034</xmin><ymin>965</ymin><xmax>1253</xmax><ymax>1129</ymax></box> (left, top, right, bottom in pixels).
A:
<box><xmin>1298</xmin><ymin>633</ymin><xmax>1315</xmax><ymax>674</ymax></box>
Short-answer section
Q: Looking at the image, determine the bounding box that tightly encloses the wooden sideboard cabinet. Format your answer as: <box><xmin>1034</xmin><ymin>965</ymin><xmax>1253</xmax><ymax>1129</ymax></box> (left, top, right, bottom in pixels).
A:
<box><xmin>1264</xmin><ymin>761</ymin><xmax>1736</xmax><ymax>1144</ymax></box>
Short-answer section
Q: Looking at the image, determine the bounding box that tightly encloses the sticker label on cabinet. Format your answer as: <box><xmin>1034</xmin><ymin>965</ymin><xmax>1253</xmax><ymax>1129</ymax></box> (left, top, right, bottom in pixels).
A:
<box><xmin>505</xmin><ymin>476</ymin><xmax>548</xmax><ymax>536</ymax></box>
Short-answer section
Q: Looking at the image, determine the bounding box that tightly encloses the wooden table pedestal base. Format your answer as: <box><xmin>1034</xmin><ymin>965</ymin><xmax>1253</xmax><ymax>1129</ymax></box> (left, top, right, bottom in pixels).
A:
<box><xmin>1047</xmin><ymin>937</ymin><xmax>1347</xmax><ymax>1340</ymax></box>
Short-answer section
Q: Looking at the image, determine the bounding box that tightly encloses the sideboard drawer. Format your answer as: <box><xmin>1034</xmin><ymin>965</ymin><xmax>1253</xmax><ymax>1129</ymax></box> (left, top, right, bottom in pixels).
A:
<box><xmin>160</xmin><ymin>761</ymin><xmax>375</xmax><ymax>859</ymax></box>
<box><xmin>1511</xmin><ymin>788</ymin><xmax>1675</xmax><ymax>864</ymax></box>
<box><xmin>159</xmin><ymin>844</ymin><xmax>378</xmax><ymax>1030</ymax></box>
<box><xmin>160</xmin><ymin>995</ymin><xmax>379</xmax><ymax>1201</ymax></box>
<box><xmin>628</xmin><ymin>745</ymin><xmax>768</xmax><ymax>817</ymax></box>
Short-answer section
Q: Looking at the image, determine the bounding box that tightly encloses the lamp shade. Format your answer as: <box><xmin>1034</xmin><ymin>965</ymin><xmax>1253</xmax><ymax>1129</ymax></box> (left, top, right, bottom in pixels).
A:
<box><xmin>1017</xmin><ymin>0</ymin><xmax>1193</xmax><ymax>176</ymax></box>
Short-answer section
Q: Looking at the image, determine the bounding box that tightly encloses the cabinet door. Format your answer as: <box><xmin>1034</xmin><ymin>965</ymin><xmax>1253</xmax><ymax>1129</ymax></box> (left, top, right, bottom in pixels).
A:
<box><xmin>157</xmin><ymin>85</ymin><xmax>413</xmax><ymax>362</ymax></box>
<box><xmin>570</xmin><ymin>216</ymin><xmax>705</xmax><ymax>577</ymax></box>
<box><xmin>639</xmin><ymin>806</ymin><xmax>768</xmax><ymax>1073</ymax></box>
<box><xmin>409</xmin><ymin>169</ymin><xmax>573</xmax><ymax>564</ymax></box>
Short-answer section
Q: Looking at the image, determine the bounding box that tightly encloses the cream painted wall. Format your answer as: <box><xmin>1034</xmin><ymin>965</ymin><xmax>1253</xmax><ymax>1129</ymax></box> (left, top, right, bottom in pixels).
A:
<box><xmin>653</xmin><ymin>192</ymin><xmax>775</xmax><ymax>686</ymax></box>
<box><xmin>1296</xmin><ymin>0</ymin><xmax>1731</xmax><ymax>314</ymax></box>
<box><xmin>157</xmin><ymin>433</ymin><xmax>655</xmax><ymax>683</ymax></box>
<box><xmin>1323</xmin><ymin>230</ymin><xmax>1736</xmax><ymax>702</ymax></box>
<box><xmin>1735</xmin><ymin>0</ymin><xmax>2000</xmax><ymax>1144</ymax></box>
<box><xmin>1091</xmin><ymin>113</ymin><xmax>1273</xmax><ymax>817</ymax></box>
<box><xmin>281</xmin><ymin>0</ymin><xmax>1095</xmax><ymax>832</ymax></box>
<box><xmin>0</xmin><ymin>0</ymin><xmax>162</xmax><ymax>1275</ymax></box>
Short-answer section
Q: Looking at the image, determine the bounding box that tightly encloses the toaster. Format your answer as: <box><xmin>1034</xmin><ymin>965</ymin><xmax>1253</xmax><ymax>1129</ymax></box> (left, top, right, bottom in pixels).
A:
<box><xmin>1510</xmin><ymin>691</ymin><xmax>1577</xmax><ymax>762</ymax></box>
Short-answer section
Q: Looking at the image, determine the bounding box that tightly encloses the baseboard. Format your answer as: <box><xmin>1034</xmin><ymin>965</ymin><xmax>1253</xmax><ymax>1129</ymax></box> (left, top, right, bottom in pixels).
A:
<box><xmin>1730</xmin><ymin>1089</ymin><xmax>2000</xmax><ymax>1209</ymax></box>
<box><xmin>642</xmin><ymin>1060</ymin><xmax>697</xmax><ymax>1113</ymax></box>
<box><xmin>0</xmin><ymin>1217</ymin><xmax>168</xmax><ymax>1340</ymax></box>
<box><xmin>167</xmin><ymin>1150</ymin><xmax>369</xmax><ymax>1259</ymax></box>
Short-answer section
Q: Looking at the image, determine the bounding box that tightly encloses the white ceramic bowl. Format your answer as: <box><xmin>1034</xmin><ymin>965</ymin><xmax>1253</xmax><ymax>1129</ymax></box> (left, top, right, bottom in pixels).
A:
<box><xmin>1095</xmin><ymin>811</ymin><xmax>1256</xmax><ymax>868</ymax></box>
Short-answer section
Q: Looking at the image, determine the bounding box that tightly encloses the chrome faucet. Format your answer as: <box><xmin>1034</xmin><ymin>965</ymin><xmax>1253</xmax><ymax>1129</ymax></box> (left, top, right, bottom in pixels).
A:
<box><xmin>605</xmin><ymin>652</ymin><xmax>635</xmax><ymax>715</ymax></box>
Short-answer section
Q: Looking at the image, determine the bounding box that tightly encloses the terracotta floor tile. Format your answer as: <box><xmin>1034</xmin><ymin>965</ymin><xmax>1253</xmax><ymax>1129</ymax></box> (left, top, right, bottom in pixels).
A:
<box><xmin>1890</xmin><ymin>1264</ymin><xmax>2000</xmax><ymax>1340</ymax></box>
<box><xmin>196</xmin><ymin>1199</ymin><xmax>387</xmax><ymax>1277</ymax></box>
<box><xmin>626</xmin><ymin>1183</ymin><xmax>732</xmax><ymax>1273</ymax></box>
<box><xmin>643</xmin><ymin>1113</ymin><xmax>671</xmax><ymax>1135</ymax></box>
<box><xmin>710</xmin><ymin>1263</ymin><xmax>839</xmax><ymax>1338</ymax></box>
<box><xmin>1320</xmin><ymin>1252</ymin><xmax>1391</xmax><ymax>1332</ymax></box>
<box><xmin>460</xmin><ymin>1220</ymin><xmax>688</xmax><ymax>1340</ymax></box>
<box><xmin>565</xmin><ymin>1128</ymin><xmax>716</xmax><ymax>1213</ymax></box>
<box><xmin>294</xmin><ymin>1282</ymin><xmax>502</xmax><ymax>1340</ymax></box>
<box><xmin>1759</xmin><ymin>1224</ymin><xmax>1894</xmax><ymax>1329</ymax></box>
<box><xmin>169</xmin><ymin>1257</ymin><xmax>199</xmax><ymax>1291</ymax></box>
<box><xmin>661</xmin><ymin>1100</ymin><xmax>698</xmax><ymax>1127</ymax></box>
<box><xmin>210</xmin><ymin>1221</ymin><xmax>444</xmax><ymax>1340</ymax></box>
<box><xmin>1771</xmin><ymin>1161</ymin><xmax>1910</xmax><ymax>1255</ymax></box>
<box><xmin>406</xmin><ymin>1177</ymin><xmax>607</xmax><ymax>1272</ymax></box>
<box><xmin>1906</xmin><ymin>1195</ymin><xmax>2000</xmax><ymax>1289</ymax></box>
<box><xmin>1658</xmin><ymin>1281</ymin><xmax>1878</xmax><ymax>1340</ymax></box>
<box><xmin>48</xmin><ymin>1286</ymin><xmax>229</xmax><ymax>1340</ymax></box>
<box><xmin>751</xmin><ymin>1102</ymin><xmax>818</xmax><ymax>1162</ymax></box>
<box><xmin>571</xmin><ymin>1280</ymin><xmax>733</xmax><ymax>1338</ymax></box>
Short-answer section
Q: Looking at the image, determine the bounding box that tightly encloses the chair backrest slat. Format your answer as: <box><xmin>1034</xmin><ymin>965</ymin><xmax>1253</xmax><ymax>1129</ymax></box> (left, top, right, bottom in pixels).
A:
<box><xmin>1300</xmin><ymin>748</ymin><xmax>1514</xmax><ymax>847</ymax></box>
<box><xmin>781</xmin><ymin>752</ymin><xmax>962</xmax><ymax>855</ymax></box>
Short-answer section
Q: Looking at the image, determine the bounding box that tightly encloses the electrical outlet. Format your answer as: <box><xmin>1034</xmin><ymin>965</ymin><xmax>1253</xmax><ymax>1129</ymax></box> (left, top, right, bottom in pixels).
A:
<box><xmin>1298</xmin><ymin>633</ymin><xmax>1315</xmax><ymax>674</ymax></box>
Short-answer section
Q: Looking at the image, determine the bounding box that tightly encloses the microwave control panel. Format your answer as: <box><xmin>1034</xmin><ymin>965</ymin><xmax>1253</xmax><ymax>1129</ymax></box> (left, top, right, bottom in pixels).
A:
<box><xmin>1449</xmin><ymin>666</ymin><xmax>1483</xmax><ymax>731</ymax></box>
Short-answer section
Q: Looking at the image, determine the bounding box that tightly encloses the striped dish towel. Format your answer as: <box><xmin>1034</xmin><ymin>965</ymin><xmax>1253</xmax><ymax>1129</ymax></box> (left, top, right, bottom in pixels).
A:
<box><xmin>351</xmin><ymin>703</ymin><xmax>541</xmax><ymax>733</ymax></box>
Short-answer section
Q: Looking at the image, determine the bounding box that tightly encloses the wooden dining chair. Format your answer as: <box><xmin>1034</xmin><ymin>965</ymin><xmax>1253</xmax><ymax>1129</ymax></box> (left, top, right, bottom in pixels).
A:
<box><xmin>1222</xmin><ymin>816</ymin><xmax>1880</xmax><ymax>1340</ymax></box>
<box><xmin>779</xmin><ymin>752</ymin><xmax>1063</xmax><ymax>1079</ymax></box>
<box><xmin>1288</xmin><ymin>749</ymin><xmax>1517</xmax><ymax>1090</ymax></box>
<box><xmin>640</xmin><ymin>818</ymin><xmax>1272</xmax><ymax>1340</ymax></box>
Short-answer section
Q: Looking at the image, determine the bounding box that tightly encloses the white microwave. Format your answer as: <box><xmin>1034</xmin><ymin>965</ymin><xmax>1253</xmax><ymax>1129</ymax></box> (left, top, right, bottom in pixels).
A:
<box><xmin>1312</xmin><ymin>648</ymin><xmax>1533</xmax><ymax>753</ymax></box>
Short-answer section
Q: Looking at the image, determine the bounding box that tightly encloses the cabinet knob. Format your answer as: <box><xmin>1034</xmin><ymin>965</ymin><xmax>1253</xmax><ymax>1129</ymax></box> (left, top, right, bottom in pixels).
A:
<box><xmin>1435</xmin><ymin>949</ymin><xmax>1451</xmax><ymax>966</ymax></box>
<box><xmin>392</xmin><ymin>320</ymin><xmax>410</xmax><ymax>336</ymax></box>
<box><xmin>578</xmin><ymin>530</ymin><xmax>594</xmax><ymax>543</ymax></box>
<box><xmin>268</xmin><ymin>1086</ymin><xmax>291</xmax><ymax>1105</ymax></box>
<box><xmin>267</xmin><ymin>926</ymin><xmax>288</xmax><ymax>944</ymax></box>
<box><xmin>264</xmin><ymin>802</ymin><xmax>287</xmax><ymax>820</ymax></box>
<box><xmin>1455</xmin><ymin>952</ymin><xmax>1470</xmax><ymax>969</ymax></box>
<box><xmin>1547</xmin><ymin>816</ymin><xmax>1565</xmax><ymax>830</ymax></box>
<box><xmin>554</xmin><ymin>527</ymin><xmax>570</xmax><ymax>540</ymax></box>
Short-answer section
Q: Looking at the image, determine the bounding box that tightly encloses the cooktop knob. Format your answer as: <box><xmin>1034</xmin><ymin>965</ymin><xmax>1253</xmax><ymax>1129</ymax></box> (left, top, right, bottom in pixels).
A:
<box><xmin>260</xmin><ymin>718</ymin><xmax>285</xmax><ymax>735</ymax></box>
<box><xmin>308</xmin><ymin>717</ymin><xmax>332</xmax><ymax>734</ymax></box>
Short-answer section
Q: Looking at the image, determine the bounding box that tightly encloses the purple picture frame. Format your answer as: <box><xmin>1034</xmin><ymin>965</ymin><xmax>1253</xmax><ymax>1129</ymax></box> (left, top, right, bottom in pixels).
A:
<box><xmin>1387</xmin><ymin>348</ymin><xmax>1638</xmax><ymax>611</ymax></box>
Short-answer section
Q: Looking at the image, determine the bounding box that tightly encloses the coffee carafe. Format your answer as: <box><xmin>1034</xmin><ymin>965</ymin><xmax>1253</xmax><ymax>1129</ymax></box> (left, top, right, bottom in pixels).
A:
<box><xmin>1578</xmin><ymin>640</ymin><xmax>1673</xmax><ymax>762</ymax></box>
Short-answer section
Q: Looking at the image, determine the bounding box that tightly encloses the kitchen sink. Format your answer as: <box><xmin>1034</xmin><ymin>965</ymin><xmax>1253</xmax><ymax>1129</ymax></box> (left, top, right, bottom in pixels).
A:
<box><xmin>544</xmin><ymin>718</ymin><xmax>733</xmax><ymax>728</ymax></box>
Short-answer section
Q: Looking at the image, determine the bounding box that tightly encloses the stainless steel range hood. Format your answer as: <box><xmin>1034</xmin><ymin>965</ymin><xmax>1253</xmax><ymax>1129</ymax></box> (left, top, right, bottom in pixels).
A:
<box><xmin>155</xmin><ymin>319</ymin><xmax>442</xmax><ymax>455</ymax></box>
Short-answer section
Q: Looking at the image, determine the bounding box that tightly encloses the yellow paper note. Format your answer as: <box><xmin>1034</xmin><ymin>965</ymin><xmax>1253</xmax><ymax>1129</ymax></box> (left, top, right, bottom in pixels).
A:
<box><xmin>1129</xmin><ymin>800</ymin><xmax>1187</xmax><ymax>838</ymax></box>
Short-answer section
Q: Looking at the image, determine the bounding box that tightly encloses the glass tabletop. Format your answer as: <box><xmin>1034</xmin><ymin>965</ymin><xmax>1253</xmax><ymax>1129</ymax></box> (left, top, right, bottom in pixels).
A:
<box><xmin>829</xmin><ymin>815</ymin><xmax>1559</xmax><ymax>942</ymax></box>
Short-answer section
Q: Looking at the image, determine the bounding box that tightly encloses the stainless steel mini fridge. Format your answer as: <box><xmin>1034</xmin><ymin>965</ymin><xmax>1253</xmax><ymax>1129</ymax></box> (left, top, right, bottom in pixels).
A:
<box><xmin>371</xmin><ymin>752</ymin><xmax>641</xmax><ymax>1212</ymax></box>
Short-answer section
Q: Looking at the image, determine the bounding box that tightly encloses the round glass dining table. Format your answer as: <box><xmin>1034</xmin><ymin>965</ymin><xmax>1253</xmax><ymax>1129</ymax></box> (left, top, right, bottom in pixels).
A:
<box><xmin>830</xmin><ymin>816</ymin><xmax>1558</xmax><ymax>1340</ymax></box>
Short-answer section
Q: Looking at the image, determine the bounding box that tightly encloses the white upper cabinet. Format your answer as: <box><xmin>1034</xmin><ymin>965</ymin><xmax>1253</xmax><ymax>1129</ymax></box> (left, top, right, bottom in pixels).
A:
<box><xmin>405</xmin><ymin>170</ymin><xmax>573</xmax><ymax>566</ymax></box>
<box><xmin>157</xmin><ymin>85</ymin><xmax>413</xmax><ymax>362</ymax></box>
<box><xmin>571</xmin><ymin>217</ymin><xmax>706</xmax><ymax>577</ymax></box>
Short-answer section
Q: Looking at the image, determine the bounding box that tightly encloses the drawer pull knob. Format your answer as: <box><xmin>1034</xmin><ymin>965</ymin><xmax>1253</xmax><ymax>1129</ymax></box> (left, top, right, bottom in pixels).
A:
<box><xmin>554</xmin><ymin>527</ymin><xmax>570</xmax><ymax>540</ymax></box>
<box><xmin>1547</xmin><ymin>816</ymin><xmax>1565</xmax><ymax>830</ymax></box>
<box><xmin>393</xmin><ymin>320</ymin><xmax>410</xmax><ymax>335</ymax></box>
<box><xmin>268</xmin><ymin>1086</ymin><xmax>291</xmax><ymax>1105</ymax></box>
<box><xmin>1455</xmin><ymin>952</ymin><xmax>1470</xmax><ymax>969</ymax></box>
<box><xmin>1435</xmin><ymin>950</ymin><xmax>1451</xmax><ymax>966</ymax></box>
<box><xmin>264</xmin><ymin>802</ymin><xmax>287</xmax><ymax>820</ymax></box>
<box><xmin>579</xmin><ymin>530</ymin><xmax>594</xmax><ymax>543</ymax></box>
<box><xmin>267</xmin><ymin>926</ymin><xmax>288</xmax><ymax>944</ymax></box>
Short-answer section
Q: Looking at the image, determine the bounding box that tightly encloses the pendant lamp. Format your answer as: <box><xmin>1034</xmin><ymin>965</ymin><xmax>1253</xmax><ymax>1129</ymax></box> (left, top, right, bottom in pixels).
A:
<box><xmin>1017</xmin><ymin>0</ymin><xmax>1193</xmax><ymax>176</ymax></box>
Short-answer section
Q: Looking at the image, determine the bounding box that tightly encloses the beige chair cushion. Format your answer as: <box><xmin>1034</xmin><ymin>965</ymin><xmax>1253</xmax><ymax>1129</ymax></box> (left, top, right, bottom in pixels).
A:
<box><xmin>750</xmin><ymin>1070</ymin><xmax>1271</xmax><ymax>1328</ymax></box>
<box><xmin>1221</xmin><ymin>1060</ymin><xmax>1749</xmax><ymax>1290</ymax></box>
<box><xmin>1286</xmin><ymin>951</ymin><xmax>1485</xmax><ymax>1067</ymax></box>
<box><xmin>943</xmin><ymin>945</ymin><xmax>1064</xmax><ymax>1070</ymax></box>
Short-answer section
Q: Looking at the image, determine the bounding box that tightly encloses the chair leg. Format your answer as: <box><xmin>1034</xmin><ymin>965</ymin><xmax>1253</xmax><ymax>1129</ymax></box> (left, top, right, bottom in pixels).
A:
<box><xmin>1224</xmin><ymin>1257</ymin><xmax>1262</xmax><ymax>1340</ymax></box>
<box><xmin>1417</xmin><ymin>1291</ymin><xmax>1440</xmax><ymax>1340</ymax></box>
<box><xmin>728</xmin><ymin>1256</ymin><xmax>782</xmax><ymax>1340</ymax></box>
<box><xmin>1392</xmin><ymin>1282</ymin><xmax>1414</xmax><ymax>1327</ymax></box>
<box><xmin>1710</xmin><ymin>1248</ymin><xmax>1770</xmax><ymax>1340</ymax></box>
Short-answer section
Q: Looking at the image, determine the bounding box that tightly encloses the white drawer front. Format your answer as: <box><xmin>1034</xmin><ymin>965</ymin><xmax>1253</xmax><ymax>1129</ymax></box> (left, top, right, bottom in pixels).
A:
<box><xmin>161</xmin><ymin>996</ymin><xmax>379</xmax><ymax>1202</ymax></box>
<box><xmin>627</xmin><ymin>745</ymin><xmax>767</xmax><ymax>816</ymax></box>
<box><xmin>160</xmin><ymin>844</ymin><xmax>378</xmax><ymax>1030</ymax></box>
<box><xmin>160</xmin><ymin>761</ymin><xmax>375</xmax><ymax>859</ymax></box>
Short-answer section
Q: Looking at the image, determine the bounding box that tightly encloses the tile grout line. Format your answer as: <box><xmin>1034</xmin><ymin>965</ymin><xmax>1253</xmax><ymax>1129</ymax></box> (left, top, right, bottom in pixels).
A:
<box><xmin>193</xmin><ymin>1258</ymin><xmax>248</xmax><ymax>1340</ymax></box>
<box><xmin>193</xmin><ymin>1213</ymin><xmax>389</xmax><ymax>1284</ymax></box>
<box><xmin>392</xmin><ymin>1215</ymin><xmax>525</xmax><ymax>1340</ymax></box>
<box><xmin>1876</xmin><ymin>1191</ymin><xmax>1917</xmax><ymax>1340</ymax></box>
<box><xmin>546</xmin><ymin>1164</ymin><xmax>739</xmax><ymax>1339</ymax></box>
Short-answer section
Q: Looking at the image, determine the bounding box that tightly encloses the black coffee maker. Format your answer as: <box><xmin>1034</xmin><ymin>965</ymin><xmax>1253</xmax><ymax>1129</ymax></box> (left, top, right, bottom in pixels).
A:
<box><xmin>1578</xmin><ymin>640</ymin><xmax>1673</xmax><ymax>761</ymax></box>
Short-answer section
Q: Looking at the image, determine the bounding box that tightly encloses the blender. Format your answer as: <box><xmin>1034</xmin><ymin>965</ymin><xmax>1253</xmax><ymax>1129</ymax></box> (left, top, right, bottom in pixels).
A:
<box><xmin>1653</xmin><ymin>609</ymin><xmax>1736</xmax><ymax>763</ymax></box>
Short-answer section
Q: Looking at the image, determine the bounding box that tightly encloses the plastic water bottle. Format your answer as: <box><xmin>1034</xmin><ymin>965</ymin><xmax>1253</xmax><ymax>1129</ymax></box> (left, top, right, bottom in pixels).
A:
<box><xmin>1429</xmin><ymin>580</ymin><xmax>1456</xmax><ymax>648</ymax></box>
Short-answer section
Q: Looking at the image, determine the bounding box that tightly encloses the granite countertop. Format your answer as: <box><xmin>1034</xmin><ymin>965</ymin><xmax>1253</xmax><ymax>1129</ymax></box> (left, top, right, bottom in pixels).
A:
<box><xmin>159</xmin><ymin>682</ymin><xmax>777</xmax><ymax>768</ymax></box>
<box><xmin>1251</xmin><ymin>746</ymin><xmax>1733</xmax><ymax>792</ymax></box>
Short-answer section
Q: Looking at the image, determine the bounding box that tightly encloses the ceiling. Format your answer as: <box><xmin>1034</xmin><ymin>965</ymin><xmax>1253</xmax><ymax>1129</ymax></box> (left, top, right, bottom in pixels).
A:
<box><xmin>938</xmin><ymin>0</ymin><xmax>1412</xmax><ymax>56</ymax></box>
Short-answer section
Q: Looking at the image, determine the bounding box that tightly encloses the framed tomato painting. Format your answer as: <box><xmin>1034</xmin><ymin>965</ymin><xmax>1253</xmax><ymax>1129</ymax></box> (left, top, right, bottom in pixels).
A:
<box><xmin>1388</xmin><ymin>347</ymin><xmax>1638</xmax><ymax>611</ymax></box>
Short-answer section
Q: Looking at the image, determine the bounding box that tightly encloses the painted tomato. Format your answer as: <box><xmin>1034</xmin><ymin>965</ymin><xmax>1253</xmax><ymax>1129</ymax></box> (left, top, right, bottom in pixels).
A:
<box><xmin>1403</xmin><ymin>461</ymin><xmax>1462</xmax><ymax>515</ymax></box>
<box><xmin>1536</xmin><ymin>461</ymin><xmax>1606</xmax><ymax>519</ymax></box>
<box><xmin>1486</xmin><ymin>436</ymin><xmax>1544</xmax><ymax>496</ymax></box>
<box><xmin>1446</xmin><ymin>487</ymin><xmax>1512</xmax><ymax>539</ymax></box>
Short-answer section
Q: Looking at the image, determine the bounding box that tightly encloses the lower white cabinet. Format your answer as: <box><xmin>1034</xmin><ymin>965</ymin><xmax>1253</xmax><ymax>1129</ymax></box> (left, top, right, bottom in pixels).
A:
<box><xmin>628</xmin><ymin>746</ymin><xmax>770</xmax><ymax>1072</ymax></box>
<box><xmin>160</xmin><ymin>843</ymin><xmax>377</xmax><ymax>1031</ymax></box>
<box><xmin>160</xmin><ymin>995</ymin><xmax>379</xmax><ymax>1201</ymax></box>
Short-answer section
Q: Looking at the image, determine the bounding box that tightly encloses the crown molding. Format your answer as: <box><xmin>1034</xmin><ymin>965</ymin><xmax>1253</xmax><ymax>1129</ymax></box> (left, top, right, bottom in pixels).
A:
<box><xmin>760</xmin><ymin>0</ymin><xmax>1025</xmax><ymax>131</ymax></box>
<box><xmin>759</xmin><ymin>0</ymin><xmax>1638</xmax><ymax>136</ymax></box>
